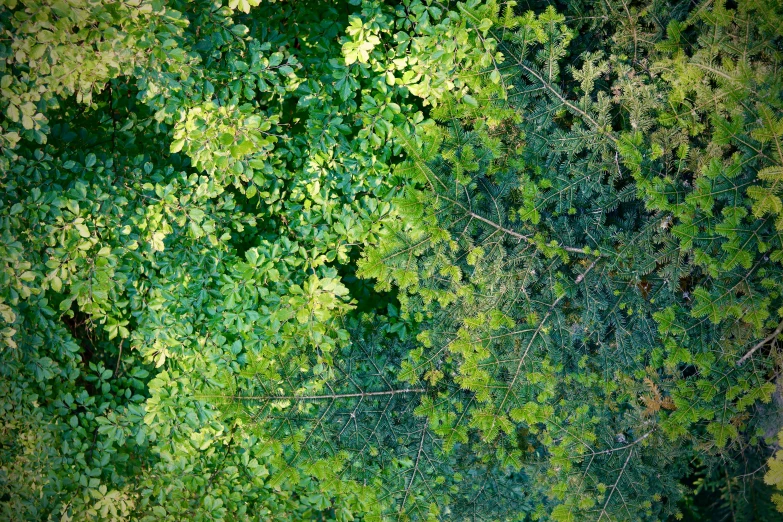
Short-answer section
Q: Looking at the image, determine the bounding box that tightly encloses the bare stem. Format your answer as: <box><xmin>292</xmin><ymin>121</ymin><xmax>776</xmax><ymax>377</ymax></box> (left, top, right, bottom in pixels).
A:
<box><xmin>737</xmin><ymin>319</ymin><xmax>783</xmax><ymax>366</ymax></box>
<box><xmin>198</xmin><ymin>388</ymin><xmax>427</xmax><ymax>402</ymax></box>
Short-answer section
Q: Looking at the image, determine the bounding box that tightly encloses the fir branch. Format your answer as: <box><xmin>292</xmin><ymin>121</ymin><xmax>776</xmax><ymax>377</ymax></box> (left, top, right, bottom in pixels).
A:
<box><xmin>586</xmin><ymin>429</ymin><xmax>656</xmax><ymax>458</ymax></box>
<box><xmin>400</xmin><ymin>425</ymin><xmax>429</xmax><ymax>520</ymax></box>
<box><xmin>468</xmin><ymin>208</ymin><xmax>598</xmax><ymax>256</ymax></box>
<box><xmin>597</xmin><ymin>448</ymin><xmax>635</xmax><ymax>521</ymax></box>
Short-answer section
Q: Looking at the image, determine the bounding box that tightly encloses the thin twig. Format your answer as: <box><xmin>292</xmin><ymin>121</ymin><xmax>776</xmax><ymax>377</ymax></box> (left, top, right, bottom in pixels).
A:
<box><xmin>400</xmin><ymin>426</ymin><xmax>428</xmax><ymax>520</ymax></box>
<box><xmin>114</xmin><ymin>339</ymin><xmax>123</xmax><ymax>377</ymax></box>
<box><xmin>585</xmin><ymin>429</ymin><xmax>655</xmax><ymax>458</ymax></box>
<box><xmin>197</xmin><ymin>388</ymin><xmax>427</xmax><ymax>402</ymax></box>
<box><xmin>576</xmin><ymin>258</ymin><xmax>600</xmax><ymax>284</ymax></box>
<box><xmin>467</xmin><ymin>210</ymin><xmax>596</xmax><ymax>256</ymax></box>
<box><xmin>597</xmin><ymin>448</ymin><xmax>634</xmax><ymax>521</ymax></box>
<box><xmin>737</xmin><ymin>319</ymin><xmax>783</xmax><ymax>366</ymax></box>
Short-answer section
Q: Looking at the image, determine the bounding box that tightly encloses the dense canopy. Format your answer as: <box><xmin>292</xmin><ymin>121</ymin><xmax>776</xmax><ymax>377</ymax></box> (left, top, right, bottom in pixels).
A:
<box><xmin>2</xmin><ymin>0</ymin><xmax>783</xmax><ymax>520</ymax></box>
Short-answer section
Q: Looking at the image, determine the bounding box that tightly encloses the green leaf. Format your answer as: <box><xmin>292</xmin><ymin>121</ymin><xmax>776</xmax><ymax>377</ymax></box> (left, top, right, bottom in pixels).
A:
<box><xmin>170</xmin><ymin>139</ymin><xmax>185</xmax><ymax>153</ymax></box>
<box><xmin>75</xmin><ymin>223</ymin><xmax>90</xmax><ymax>238</ymax></box>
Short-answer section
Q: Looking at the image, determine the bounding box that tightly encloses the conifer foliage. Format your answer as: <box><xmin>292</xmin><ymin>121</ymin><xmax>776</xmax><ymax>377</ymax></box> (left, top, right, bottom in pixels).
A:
<box><xmin>1</xmin><ymin>0</ymin><xmax>782</xmax><ymax>521</ymax></box>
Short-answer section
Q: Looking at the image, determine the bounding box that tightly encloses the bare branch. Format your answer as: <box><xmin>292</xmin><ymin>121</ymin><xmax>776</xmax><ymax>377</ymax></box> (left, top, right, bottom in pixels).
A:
<box><xmin>198</xmin><ymin>388</ymin><xmax>427</xmax><ymax>402</ymax></box>
<box><xmin>737</xmin><ymin>319</ymin><xmax>783</xmax><ymax>366</ymax></box>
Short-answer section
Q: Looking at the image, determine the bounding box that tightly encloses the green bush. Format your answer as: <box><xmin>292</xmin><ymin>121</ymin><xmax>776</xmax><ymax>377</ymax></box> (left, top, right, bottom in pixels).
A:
<box><xmin>1</xmin><ymin>0</ymin><xmax>782</xmax><ymax>520</ymax></box>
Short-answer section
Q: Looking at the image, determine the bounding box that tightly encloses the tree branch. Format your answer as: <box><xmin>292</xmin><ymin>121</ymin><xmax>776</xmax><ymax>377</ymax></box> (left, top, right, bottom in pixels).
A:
<box><xmin>400</xmin><ymin>426</ymin><xmax>428</xmax><ymax>520</ymax></box>
<box><xmin>597</xmin><ymin>448</ymin><xmax>634</xmax><ymax>521</ymax></box>
<box><xmin>198</xmin><ymin>388</ymin><xmax>427</xmax><ymax>402</ymax></box>
<box><xmin>737</xmin><ymin>319</ymin><xmax>783</xmax><ymax>366</ymax></box>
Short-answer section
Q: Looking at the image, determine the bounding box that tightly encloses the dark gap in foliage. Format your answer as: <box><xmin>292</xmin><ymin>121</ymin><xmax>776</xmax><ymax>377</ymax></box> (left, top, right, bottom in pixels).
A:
<box><xmin>336</xmin><ymin>245</ymin><xmax>400</xmax><ymax>315</ymax></box>
<box><xmin>678</xmin><ymin>453</ymin><xmax>779</xmax><ymax>522</ymax></box>
<box><xmin>680</xmin><ymin>364</ymin><xmax>698</xmax><ymax>379</ymax></box>
<box><xmin>61</xmin><ymin>305</ymin><xmax>98</xmax><ymax>368</ymax></box>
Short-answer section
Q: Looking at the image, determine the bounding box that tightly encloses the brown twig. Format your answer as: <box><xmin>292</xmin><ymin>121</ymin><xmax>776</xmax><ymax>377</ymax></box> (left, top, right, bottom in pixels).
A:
<box><xmin>737</xmin><ymin>319</ymin><xmax>783</xmax><ymax>366</ymax></box>
<box><xmin>198</xmin><ymin>388</ymin><xmax>427</xmax><ymax>402</ymax></box>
